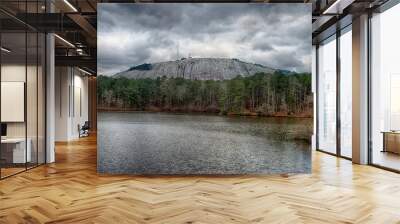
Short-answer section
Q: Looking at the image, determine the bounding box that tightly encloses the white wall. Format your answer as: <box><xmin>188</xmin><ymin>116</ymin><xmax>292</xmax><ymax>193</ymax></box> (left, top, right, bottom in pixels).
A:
<box><xmin>1</xmin><ymin>82</ymin><xmax>25</xmax><ymax>122</ymax></box>
<box><xmin>1</xmin><ymin>64</ymin><xmax>26</xmax><ymax>81</ymax></box>
<box><xmin>55</xmin><ymin>66</ymin><xmax>70</xmax><ymax>141</ymax></box>
<box><xmin>76</xmin><ymin>71</ymin><xmax>89</xmax><ymax>137</ymax></box>
<box><xmin>1</xmin><ymin>63</ymin><xmax>46</xmax><ymax>164</ymax></box>
<box><xmin>1</xmin><ymin>65</ymin><xmax>26</xmax><ymax>140</ymax></box>
<box><xmin>1</xmin><ymin>65</ymin><xmax>39</xmax><ymax>138</ymax></box>
<box><xmin>55</xmin><ymin>67</ymin><xmax>89</xmax><ymax>141</ymax></box>
<box><xmin>71</xmin><ymin>73</ymin><xmax>89</xmax><ymax>138</ymax></box>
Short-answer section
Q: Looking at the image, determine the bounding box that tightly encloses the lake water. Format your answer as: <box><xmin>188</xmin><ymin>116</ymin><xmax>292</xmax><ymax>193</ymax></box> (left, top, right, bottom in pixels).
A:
<box><xmin>98</xmin><ymin>112</ymin><xmax>312</xmax><ymax>175</ymax></box>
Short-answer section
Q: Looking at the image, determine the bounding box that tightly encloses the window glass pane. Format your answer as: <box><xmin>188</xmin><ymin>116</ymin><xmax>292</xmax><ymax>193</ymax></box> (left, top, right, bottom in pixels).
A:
<box><xmin>318</xmin><ymin>36</ymin><xmax>337</xmax><ymax>154</ymax></box>
<box><xmin>371</xmin><ymin>3</ymin><xmax>400</xmax><ymax>170</ymax></box>
<box><xmin>0</xmin><ymin>1</ymin><xmax>46</xmax><ymax>179</ymax></box>
<box><xmin>340</xmin><ymin>27</ymin><xmax>352</xmax><ymax>158</ymax></box>
<box><xmin>27</xmin><ymin>31</ymin><xmax>38</xmax><ymax>169</ymax></box>
<box><xmin>26</xmin><ymin>0</ymin><xmax>40</xmax><ymax>169</ymax></box>
<box><xmin>1</xmin><ymin>31</ymin><xmax>27</xmax><ymax>177</ymax></box>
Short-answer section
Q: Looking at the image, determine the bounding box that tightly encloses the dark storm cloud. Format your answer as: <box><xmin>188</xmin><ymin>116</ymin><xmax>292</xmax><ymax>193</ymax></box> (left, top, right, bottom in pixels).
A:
<box><xmin>98</xmin><ymin>3</ymin><xmax>311</xmax><ymax>76</ymax></box>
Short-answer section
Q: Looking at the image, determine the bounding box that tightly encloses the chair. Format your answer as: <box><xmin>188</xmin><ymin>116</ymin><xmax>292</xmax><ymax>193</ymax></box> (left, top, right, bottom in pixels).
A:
<box><xmin>79</xmin><ymin>121</ymin><xmax>90</xmax><ymax>138</ymax></box>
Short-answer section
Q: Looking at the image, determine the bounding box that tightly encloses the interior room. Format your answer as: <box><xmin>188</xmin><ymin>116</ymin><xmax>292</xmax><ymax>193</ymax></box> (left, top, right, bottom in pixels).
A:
<box><xmin>0</xmin><ymin>0</ymin><xmax>400</xmax><ymax>223</ymax></box>
<box><xmin>0</xmin><ymin>10</ymin><xmax>46</xmax><ymax>178</ymax></box>
<box><xmin>0</xmin><ymin>0</ymin><xmax>96</xmax><ymax>179</ymax></box>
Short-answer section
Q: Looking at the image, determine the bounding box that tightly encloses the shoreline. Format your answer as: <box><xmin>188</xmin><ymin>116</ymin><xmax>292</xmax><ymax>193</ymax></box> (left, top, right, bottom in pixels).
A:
<box><xmin>97</xmin><ymin>107</ymin><xmax>313</xmax><ymax>119</ymax></box>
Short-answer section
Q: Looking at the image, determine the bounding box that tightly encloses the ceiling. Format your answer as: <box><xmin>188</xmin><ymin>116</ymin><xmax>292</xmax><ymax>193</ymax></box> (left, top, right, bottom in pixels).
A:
<box><xmin>311</xmin><ymin>0</ymin><xmax>390</xmax><ymax>44</ymax></box>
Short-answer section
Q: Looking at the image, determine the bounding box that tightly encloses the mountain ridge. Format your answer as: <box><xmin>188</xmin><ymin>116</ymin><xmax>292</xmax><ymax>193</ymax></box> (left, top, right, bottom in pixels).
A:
<box><xmin>114</xmin><ymin>58</ymin><xmax>277</xmax><ymax>80</ymax></box>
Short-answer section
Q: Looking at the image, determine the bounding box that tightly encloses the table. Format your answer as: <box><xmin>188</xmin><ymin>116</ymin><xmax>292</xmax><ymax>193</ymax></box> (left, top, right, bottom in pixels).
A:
<box><xmin>381</xmin><ymin>131</ymin><xmax>400</xmax><ymax>154</ymax></box>
<box><xmin>1</xmin><ymin>138</ymin><xmax>31</xmax><ymax>163</ymax></box>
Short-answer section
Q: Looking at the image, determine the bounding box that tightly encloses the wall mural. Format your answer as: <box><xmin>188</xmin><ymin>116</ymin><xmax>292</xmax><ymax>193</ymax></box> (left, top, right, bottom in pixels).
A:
<box><xmin>97</xmin><ymin>3</ymin><xmax>312</xmax><ymax>174</ymax></box>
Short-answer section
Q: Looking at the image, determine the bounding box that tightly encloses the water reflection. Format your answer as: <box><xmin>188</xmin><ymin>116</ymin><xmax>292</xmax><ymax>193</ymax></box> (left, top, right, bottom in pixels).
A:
<box><xmin>98</xmin><ymin>112</ymin><xmax>312</xmax><ymax>175</ymax></box>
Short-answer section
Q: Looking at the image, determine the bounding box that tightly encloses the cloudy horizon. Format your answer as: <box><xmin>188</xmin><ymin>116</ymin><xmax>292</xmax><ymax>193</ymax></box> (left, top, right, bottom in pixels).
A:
<box><xmin>98</xmin><ymin>3</ymin><xmax>311</xmax><ymax>76</ymax></box>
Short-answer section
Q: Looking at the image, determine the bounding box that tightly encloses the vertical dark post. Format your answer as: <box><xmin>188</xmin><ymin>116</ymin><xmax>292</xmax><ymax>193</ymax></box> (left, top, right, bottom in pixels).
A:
<box><xmin>316</xmin><ymin>44</ymin><xmax>320</xmax><ymax>151</ymax></box>
<box><xmin>60</xmin><ymin>69</ymin><xmax>62</xmax><ymax>117</ymax></box>
<box><xmin>0</xmin><ymin>19</ymin><xmax>2</xmax><ymax>179</ymax></box>
<box><xmin>367</xmin><ymin>10</ymin><xmax>373</xmax><ymax>164</ymax></box>
<box><xmin>25</xmin><ymin>0</ymin><xmax>28</xmax><ymax>170</ymax></box>
<box><xmin>36</xmin><ymin>0</ymin><xmax>39</xmax><ymax>167</ymax></box>
<box><xmin>336</xmin><ymin>26</ymin><xmax>341</xmax><ymax>157</ymax></box>
<box><xmin>44</xmin><ymin>2</ymin><xmax>47</xmax><ymax>164</ymax></box>
<box><xmin>73</xmin><ymin>68</ymin><xmax>75</xmax><ymax>118</ymax></box>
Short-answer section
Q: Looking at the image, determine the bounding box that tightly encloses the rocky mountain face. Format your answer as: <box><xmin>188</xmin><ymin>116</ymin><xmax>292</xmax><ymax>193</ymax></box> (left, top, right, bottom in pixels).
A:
<box><xmin>114</xmin><ymin>58</ymin><xmax>276</xmax><ymax>80</ymax></box>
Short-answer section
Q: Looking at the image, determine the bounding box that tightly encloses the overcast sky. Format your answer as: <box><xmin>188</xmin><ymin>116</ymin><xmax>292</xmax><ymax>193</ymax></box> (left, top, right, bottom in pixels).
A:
<box><xmin>98</xmin><ymin>3</ymin><xmax>311</xmax><ymax>76</ymax></box>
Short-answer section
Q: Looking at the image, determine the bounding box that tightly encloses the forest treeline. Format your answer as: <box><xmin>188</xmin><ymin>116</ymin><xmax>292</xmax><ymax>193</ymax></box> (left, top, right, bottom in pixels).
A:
<box><xmin>97</xmin><ymin>72</ymin><xmax>313</xmax><ymax>117</ymax></box>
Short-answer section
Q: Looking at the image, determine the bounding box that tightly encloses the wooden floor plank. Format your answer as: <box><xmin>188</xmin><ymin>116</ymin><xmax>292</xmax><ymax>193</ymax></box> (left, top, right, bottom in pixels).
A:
<box><xmin>0</xmin><ymin>135</ymin><xmax>400</xmax><ymax>223</ymax></box>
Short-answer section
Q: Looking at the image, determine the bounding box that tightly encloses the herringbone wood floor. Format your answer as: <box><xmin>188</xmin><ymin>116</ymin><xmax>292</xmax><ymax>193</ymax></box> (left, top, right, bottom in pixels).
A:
<box><xmin>1</xmin><ymin>135</ymin><xmax>400</xmax><ymax>224</ymax></box>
